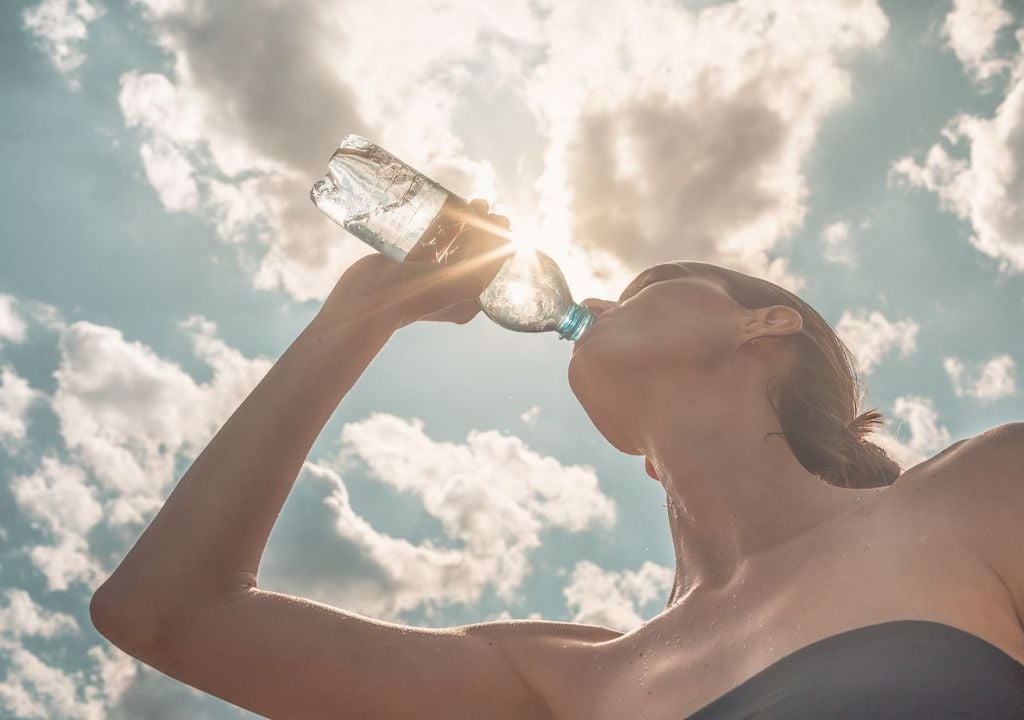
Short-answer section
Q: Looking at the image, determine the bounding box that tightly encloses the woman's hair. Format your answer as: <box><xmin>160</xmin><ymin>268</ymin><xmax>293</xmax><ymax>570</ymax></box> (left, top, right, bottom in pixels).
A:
<box><xmin>679</xmin><ymin>261</ymin><xmax>903</xmax><ymax>490</ymax></box>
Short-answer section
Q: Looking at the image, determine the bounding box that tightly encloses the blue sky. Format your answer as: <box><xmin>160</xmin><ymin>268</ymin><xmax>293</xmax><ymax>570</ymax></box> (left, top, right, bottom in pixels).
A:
<box><xmin>2</xmin><ymin>0</ymin><xmax>1023</xmax><ymax>717</ymax></box>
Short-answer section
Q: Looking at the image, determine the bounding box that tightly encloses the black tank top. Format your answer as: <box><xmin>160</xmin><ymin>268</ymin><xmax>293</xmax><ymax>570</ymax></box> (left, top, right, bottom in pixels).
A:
<box><xmin>686</xmin><ymin>620</ymin><xmax>1024</xmax><ymax>719</ymax></box>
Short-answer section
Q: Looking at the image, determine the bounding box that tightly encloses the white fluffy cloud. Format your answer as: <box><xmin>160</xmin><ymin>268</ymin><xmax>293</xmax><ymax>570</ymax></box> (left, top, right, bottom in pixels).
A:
<box><xmin>519</xmin><ymin>404</ymin><xmax>541</xmax><ymax>426</ymax></box>
<box><xmin>114</xmin><ymin>0</ymin><xmax>889</xmax><ymax>306</ymax></box>
<box><xmin>13</xmin><ymin>301</ymin><xmax>615</xmax><ymax>625</ymax></box>
<box><xmin>51</xmin><ymin>316</ymin><xmax>271</xmax><ymax>527</ymax></box>
<box><xmin>891</xmin><ymin>29</ymin><xmax>1024</xmax><ymax>276</ymax></box>
<box><xmin>83</xmin><ymin>645</ymin><xmax>137</xmax><ymax>711</ymax></box>
<box><xmin>116</xmin><ymin>0</ymin><xmax>487</xmax><ymax>303</ymax></box>
<box><xmin>1</xmin><ymin>305</ymin><xmax>612</xmax><ymax>708</ymax></box>
<box><xmin>942</xmin><ymin>0</ymin><xmax>1016</xmax><ymax>87</ymax></box>
<box><xmin>944</xmin><ymin>353</ymin><xmax>1018</xmax><ymax>401</ymax></box>
<box><xmin>487</xmin><ymin>609</ymin><xmax>544</xmax><ymax>622</ymax></box>
<box><xmin>525</xmin><ymin>0</ymin><xmax>889</xmax><ymax>296</ymax></box>
<box><xmin>562</xmin><ymin>560</ymin><xmax>673</xmax><ymax>633</ymax></box>
<box><xmin>0</xmin><ymin>295</ymin><xmax>28</xmax><ymax>346</ymax></box>
<box><xmin>0</xmin><ymin>589</ymin><xmax>78</xmax><ymax>642</ymax></box>
<box><xmin>21</xmin><ymin>0</ymin><xmax>105</xmax><ymax>86</ymax></box>
<box><xmin>820</xmin><ymin>221</ymin><xmax>858</xmax><ymax>267</ymax></box>
<box><xmin>303</xmin><ymin>412</ymin><xmax>616</xmax><ymax>619</ymax></box>
<box><xmin>9</xmin><ymin>457</ymin><xmax>105</xmax><ymax>592</ymax></box>
<box><xmin>835</xmin><ymin>309</ymin><xmax>919</xmax><ymax>375</ymax></box>
<box><xmin>10</xmin><ymin>296</ymin><xmax>615</xmax><ymax>622</ymax></box>
<box><xmin>865</xmin><ymin>395</ymin><xmax>953</xmax><ymax>471</ymax></box>
<box><xmin>0</xmin><ymin>588</ymin><xmax>132</xmax><ymax>720</ymax></box>
<box><xmin>0</xmin><ymin>366</ymin><xmax>41</xmax><ymax>450</ymax></box>
<box><xmin>0</xmin><ymin>646</ymin><xmax>103</xmax><ymax>720</ymax></box>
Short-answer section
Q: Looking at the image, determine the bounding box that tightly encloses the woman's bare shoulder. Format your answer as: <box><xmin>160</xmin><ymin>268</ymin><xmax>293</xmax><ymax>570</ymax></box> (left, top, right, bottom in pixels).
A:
<box><xmin>890</xmin><ymin>422</ymin><xmax>1023</xmax><ymax>564</ymax></box>
<box><xmin>911</xmin><ymin>423</ymin><xmax>1024</xmax><ymax>624</ymax></box>
<box><xmin>945</xmin><ymin>422</ymin><xmax>1022</xmax><ymax>481</ymax></box>
<box><xmin>966</xmin><ymin>421</ymin><xmax>1024</xmax><ymax>462</ymax></box>
<box><xmin>942</xmin><ymin>421</ymin><xmax>1024</xmax><ymax>525</ymax></box>
<box><xmin>901</xmin><ymin>422</ymin><xmax>1023</xmax><ymax>482</ymax></box>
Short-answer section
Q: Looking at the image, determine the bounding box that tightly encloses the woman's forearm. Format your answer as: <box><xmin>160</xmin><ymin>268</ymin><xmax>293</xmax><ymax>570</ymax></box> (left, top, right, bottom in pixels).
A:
<box><xmin>93</xmin><ymin>306</ymin><xmax>399</xmax><ymax>631</ymax></box>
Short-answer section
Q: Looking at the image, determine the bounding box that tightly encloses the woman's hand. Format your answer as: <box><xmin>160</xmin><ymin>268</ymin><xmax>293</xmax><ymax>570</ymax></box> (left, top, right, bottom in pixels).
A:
<box><xmin>315</xmin><ymin>199</ymin><xmax>514</xmax><ymax>331</ymax></box>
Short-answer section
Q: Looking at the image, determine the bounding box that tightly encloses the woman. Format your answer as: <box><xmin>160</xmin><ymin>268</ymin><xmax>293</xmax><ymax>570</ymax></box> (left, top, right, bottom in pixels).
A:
<box><xmin>90</xmin><ymin>199</ymin><xmax>1024</xmax><ymax>719</ymax></box>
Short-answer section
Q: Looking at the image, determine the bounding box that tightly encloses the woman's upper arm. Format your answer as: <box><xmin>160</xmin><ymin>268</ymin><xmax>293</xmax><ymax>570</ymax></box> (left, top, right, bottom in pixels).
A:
<box><xmin>973</xmin><ymin>424</ymin><xmax>1024</xmax><ymax>626</ymax></box>
<box><xmin>941</xmin><ymin>423</ymin><xmax>1024</xmax><ymax>628</ymax></box>
<box><xmin>105</xmin><ymin>587</ymin><xmax>552</xmax><ymax>720</ymax></box>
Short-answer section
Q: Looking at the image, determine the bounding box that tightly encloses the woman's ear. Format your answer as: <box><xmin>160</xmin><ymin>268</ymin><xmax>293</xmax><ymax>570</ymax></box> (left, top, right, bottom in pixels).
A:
<box><xmin>645</xmin><ymin>456</ymin><xmax>659</xmax><ymax>481</ymax></box>
<box><xmin>764</xmin><ymin>305</ymin><xmax>803</xmax><ymax>335</ymax></box>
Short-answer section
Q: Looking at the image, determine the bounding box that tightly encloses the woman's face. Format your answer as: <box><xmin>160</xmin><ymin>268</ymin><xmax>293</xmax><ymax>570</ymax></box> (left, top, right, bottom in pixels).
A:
<box><xmin>567</xmin><ymin>262</ymin><xmax>746</xmax><ymax>453</ymax></box>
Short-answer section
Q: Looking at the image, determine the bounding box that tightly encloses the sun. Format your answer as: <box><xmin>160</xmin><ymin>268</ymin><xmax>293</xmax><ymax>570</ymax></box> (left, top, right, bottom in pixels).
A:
<box><xmin>466</xmin><ymin>201</ymin><xmax>623</xmax><ymax>306</ymax></box>
<box><xmin>477</xmin><ymin>204</ymin><xmax>537</xmax><ymax>255</ymax></box>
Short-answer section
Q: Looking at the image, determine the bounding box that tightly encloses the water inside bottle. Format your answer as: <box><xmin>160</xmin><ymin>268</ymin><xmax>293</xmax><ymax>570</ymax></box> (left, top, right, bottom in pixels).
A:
<box><xmin>322</xmin><ymin>138</ymin><xmax>453</xmax><ymax>261</ymax></box>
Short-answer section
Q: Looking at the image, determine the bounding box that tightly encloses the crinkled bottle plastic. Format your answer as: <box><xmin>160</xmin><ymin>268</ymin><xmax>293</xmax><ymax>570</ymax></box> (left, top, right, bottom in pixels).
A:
<box><xmin>310</xmin><ymin>135</ymin><xmax>594</xmax><ymax>342</ymax></box>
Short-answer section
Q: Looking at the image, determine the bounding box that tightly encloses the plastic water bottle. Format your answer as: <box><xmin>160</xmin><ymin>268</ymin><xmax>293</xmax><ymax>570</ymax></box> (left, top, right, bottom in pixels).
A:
<box><xmin>310</xmin><ymin>135</ymin><xmax>595</xmax><ymax>342</ymax></box>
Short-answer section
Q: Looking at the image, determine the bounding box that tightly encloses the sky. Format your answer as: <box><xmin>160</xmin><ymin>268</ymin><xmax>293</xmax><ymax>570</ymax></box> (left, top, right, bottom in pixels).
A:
<box><xmin>1</xmin><ymin>0</ymin><xmax>1023</xmax><ymax>717</ymax></box>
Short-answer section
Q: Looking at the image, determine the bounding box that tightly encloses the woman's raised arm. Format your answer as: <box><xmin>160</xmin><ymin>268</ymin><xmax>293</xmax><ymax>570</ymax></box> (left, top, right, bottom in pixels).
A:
<box><xmin>89</xmin><ymin>269</ymin><xmax>403</xmax><ymax>636</ymax></box>
<box><xmin>87</xmin><ymin>203</ymin><xmax>529</xmax><ymax>719</ymax></box>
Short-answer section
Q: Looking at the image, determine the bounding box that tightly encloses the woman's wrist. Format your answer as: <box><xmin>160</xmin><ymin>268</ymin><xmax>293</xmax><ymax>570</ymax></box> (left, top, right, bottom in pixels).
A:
<box><xmin>309</xmin><ymin>295</ymin><xmax>405</xmax><ymax>343</ymax></box>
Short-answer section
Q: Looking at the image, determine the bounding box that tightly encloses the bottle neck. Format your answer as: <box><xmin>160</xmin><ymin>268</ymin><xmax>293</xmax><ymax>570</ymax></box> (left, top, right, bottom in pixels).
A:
<box><xmin>556</xmin><ymin>302</ymin><xmax>595</xmax><ymax>342</ymax></box>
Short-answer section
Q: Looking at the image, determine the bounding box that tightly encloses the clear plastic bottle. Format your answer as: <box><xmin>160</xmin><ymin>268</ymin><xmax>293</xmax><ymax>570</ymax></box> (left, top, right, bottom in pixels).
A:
<box><xmin>310</xmin><ymin>135</ymin><xmax>594</xmax><ymax>342</ymax></box>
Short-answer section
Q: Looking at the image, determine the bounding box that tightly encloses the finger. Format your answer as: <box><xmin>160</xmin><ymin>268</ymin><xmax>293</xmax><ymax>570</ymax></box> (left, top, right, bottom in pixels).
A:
<box><xmin>456</xmin><ymin>212</ymin><xmax>511</xmax><ymax>244</ymax></box>
<box><xmin>450</xmin><ymin>298</ymin><xmax>482</xmax><ymax>324</ymax></box>
<box><xmin>468</xmin><ymin>198</ymin><xmax>489</xmax><ymax>215</ymax></box>
<box><xmin>416</xmin><ymin>298</ymin><xmax>480</xmax><ymax>325</ymax></box>
<box><xmin>439</xmin><ymin>298</ymin><xmax>482</xmax><ymax>325</ymax></box>
<box><xmin>488</xmin><ymin>213</ymin><xmax>510</xmax><ymax>229</ymax></box>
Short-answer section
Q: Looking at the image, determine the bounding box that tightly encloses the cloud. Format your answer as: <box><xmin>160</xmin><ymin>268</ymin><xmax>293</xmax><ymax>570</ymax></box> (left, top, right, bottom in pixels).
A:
<box><xmin>562</xmin><ymin>559</ymin><xmax>673</xmax><ymax>633</ymax></box>
<box><xmin>115</xmin><ymin>0</ymin><xmax>889</xmax><ymax>306</ymax></box>
<box><xmin>525</xmin><ymin>0</ymin><xmax>890</xmax><ymax>296</ymax></box>
<box><xmin>890</xmin><ymin>29</ymin><xmax>1024</xmax><ymax>276</ymax></box>
<box><xmin>10</xmin><ymin>303</ymin><xmax>613</xmax><ymax>625</ymax></box>
<box><xmin>12</xmin><ymin>457</ymin><xmax>104</xmax><ymax>540</ymax></box>
<box><xmin>116</xmin><ymin>0</ymin><xmax>508</xmax><ymax>303</ymax></box>
<box><xmin>296</xmin><ymin>412</ymin><xmax>616</xmax><ymax>618</ymax></box>
<box><xmin>0</xmin><ymin>645</ymin><xmax>110</xmax><ymax>720</ymax></box>
<box><xmin>21</xmin><ymin>0</ymin><xmax>105</xmax><ymax>87</ymax></box>
<box><xmin>0</xmin><ymin>295</ymin><xmax>28</xmax><ymax>346</ymax></box>
<box><xmin>942</xmin><ymin>0</ymin><xmax>1016</xmax><ymax>88</ymax></box>
<box><xmin>84</xmin><ymin>646</ymin><xmax>138</xmax><ymax>711</ymax></box>
<box><xmin>864</xmin><ymin>395</ymin><xmax>953</xmax><ymax>471</ymax></box>
<box><xmin>0</xmin><ymin>589</ymin><xmax>78</xmax><ymax>642</ymax></box>
<box><xmin>835</xmin><ymin>309</ymin><xmax>919</xmax><ymax>374</ymax></box>
<box><xmin>116</xmin><ymin>69</ymin><xmax>281</xmax><ymax>232</ymax></box>
<box><xmin>16</xmin><ymin>297</ymin><xmax>613</xmax><ymax>619</ymax></box>
<box><xmin>486</xmin><ymin>609</ymin><xmax>544</xmax><ymax>622</ymax></box>
<box><xmin>519</xmin><ymin>404</ymin><xmax>541</xmax><ymax>426</ymax></box>
<box><xmin>0</xmin><ymin>588</ymin><xmax>130</xmax><ymax>720</ymax></box>
<box><xmin>820</xmin><ymin>220</ymin><xmax>858</xmax><ymax>267</ymax></box>
<box><xmin>9</xmin><ymin>457</ymin><xmax>106</xmax><ymax>592</ymax></box>
<box><xmin>50</xmin><ymin>316</ymin><xmax>271</xmax><ymax>527</ymax></box>
<box><xmin>944</xmin><ymin>354</ymin><xmax>1018</xmax><ymax>401</ymax></box>
<box><xmin>0</xmin><ymin>366</ymin><xmax>42</xmax><ymax>450</ymax></box>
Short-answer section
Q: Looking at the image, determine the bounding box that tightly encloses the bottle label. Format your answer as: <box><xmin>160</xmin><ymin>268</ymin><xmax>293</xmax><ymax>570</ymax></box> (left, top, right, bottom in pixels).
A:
<box><xmin>405</xmin><ymin>194</ymin><xmax>473</xmax><ymax>265</ymax></box>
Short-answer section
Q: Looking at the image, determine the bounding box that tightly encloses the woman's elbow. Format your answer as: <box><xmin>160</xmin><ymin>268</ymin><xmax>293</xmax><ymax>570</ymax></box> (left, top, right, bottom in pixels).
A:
<box><xmin>89</xmin><ymin>583</ymin><xmax>163</xmax><ymax>653</ymax></box>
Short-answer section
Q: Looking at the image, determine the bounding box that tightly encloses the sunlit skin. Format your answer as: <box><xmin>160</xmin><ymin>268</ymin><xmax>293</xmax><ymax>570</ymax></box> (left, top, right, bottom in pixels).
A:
<box><xmin>320</xmin><ymin>200</ymin><xmax>519</xmax><ymax>329</ymax></box>
<box><xmin>569</xmin><ymin>264</ymin><xmax>893</xmax><ymax>602</ymax></box>
<box><xmin>90</xmin><ymin>199</ymin><xmax>1024</xmax><ymax>720</ymax></box>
